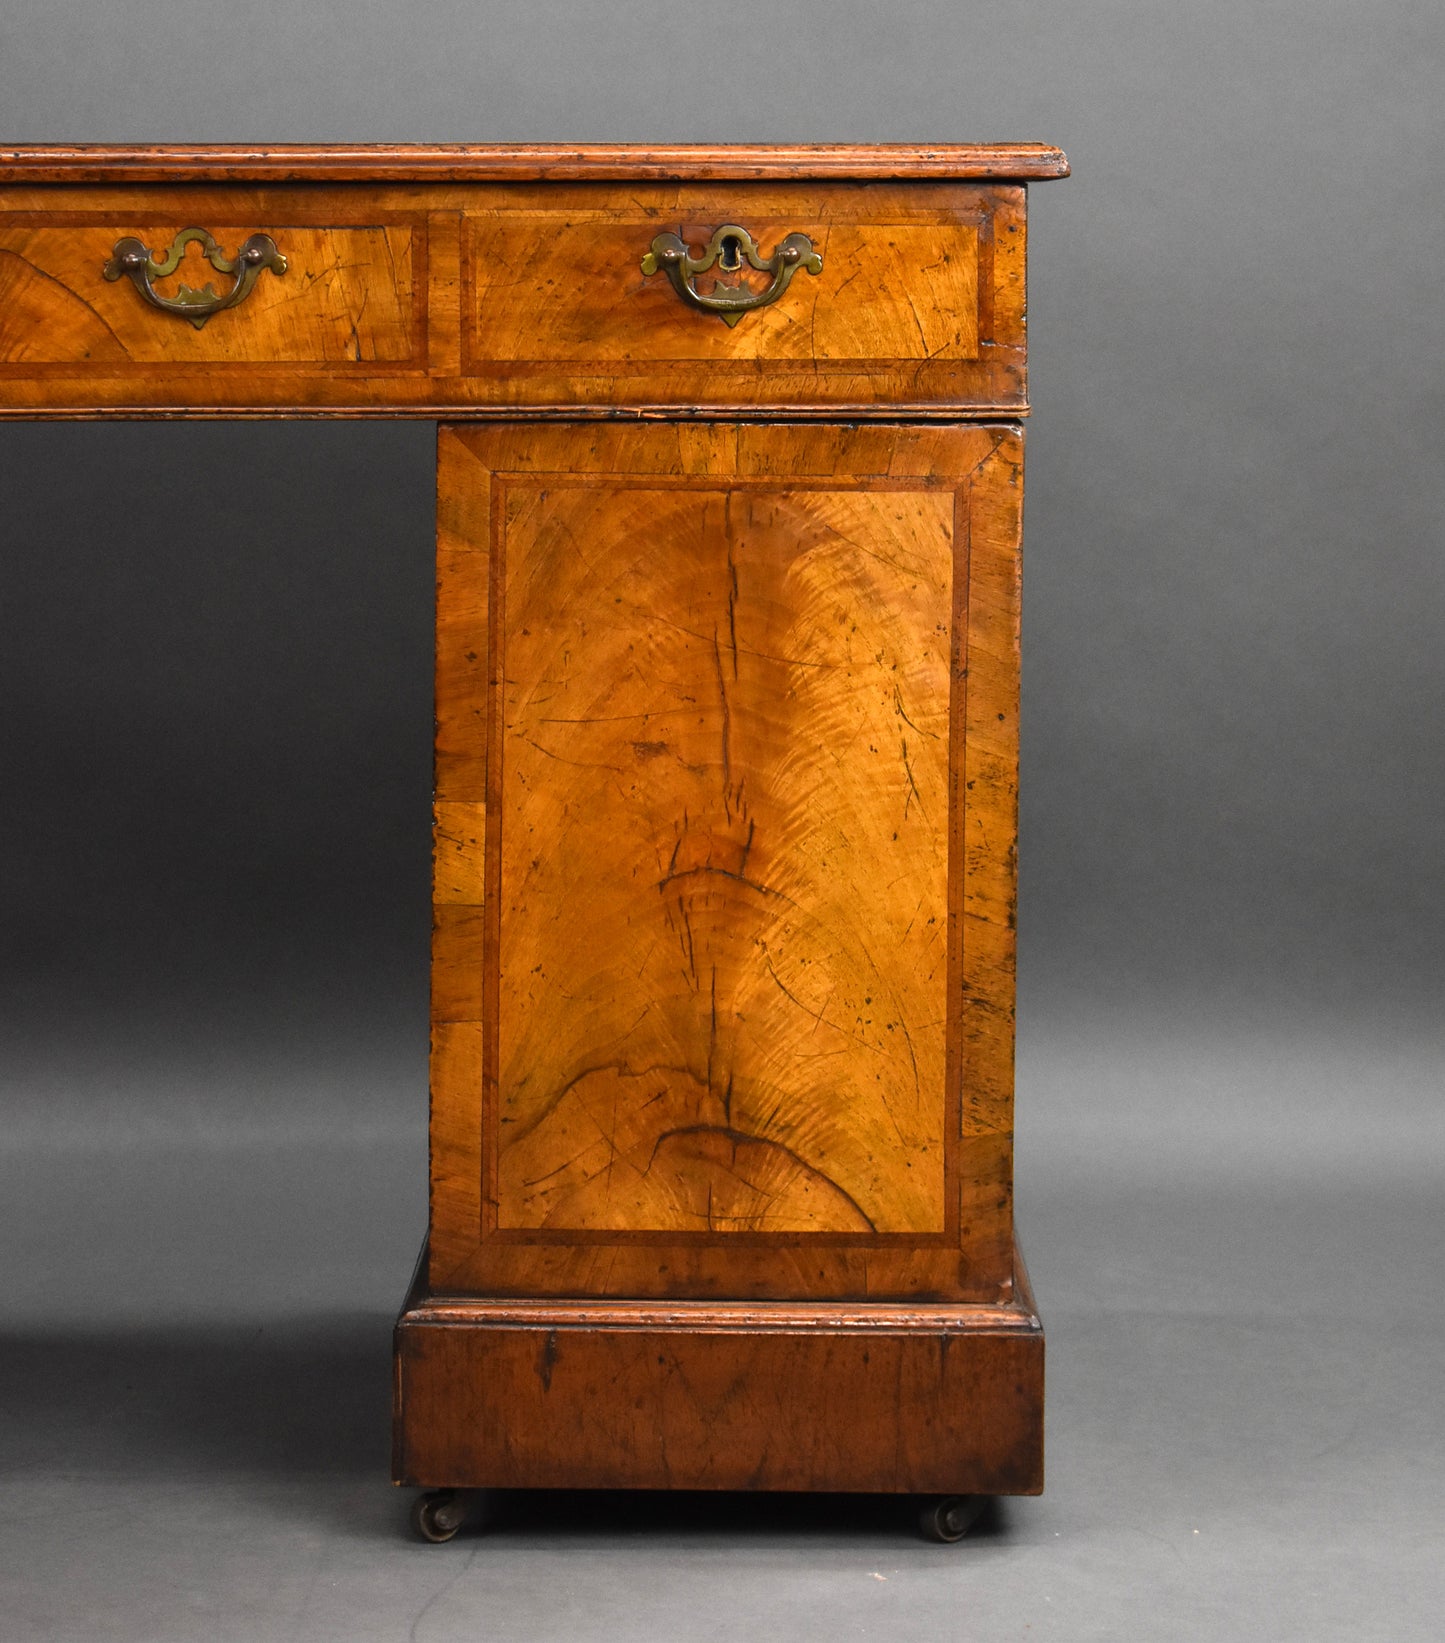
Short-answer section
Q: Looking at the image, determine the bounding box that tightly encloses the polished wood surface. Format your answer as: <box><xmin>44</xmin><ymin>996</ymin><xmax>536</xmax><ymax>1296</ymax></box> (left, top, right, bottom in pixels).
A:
<box><xmin>0</xmin><ymin>143</ymin><xmax>1070</xmax><ymax>184</ymax></box>
<box><xmin>0</xmin><ymin>213</ymin><xmax>418</xmax><ymax>365</ymax></box>
<box><xmin>497</xmin><ymin>464</ymin><xmax>952</xmax><ymax>1238</ymax></box>
<box><xmin>464</xmin><ymin>183</ymin><xmax>1023</xmax><ymax>409</ymax></box>
<box><xmin>0</xmin><ymin>182</ymin><xmax>1025</xmax><ymax>413</ymax></box>
<box><xmin>428</xmin><ymin>420</ymin><xmax>1023</xmax><ymax>1302</ymax></box>
<box><xmin>393</xmin><ymin>1241</ymin><xmax>1044</xmax><ymax>1494</ymax></box>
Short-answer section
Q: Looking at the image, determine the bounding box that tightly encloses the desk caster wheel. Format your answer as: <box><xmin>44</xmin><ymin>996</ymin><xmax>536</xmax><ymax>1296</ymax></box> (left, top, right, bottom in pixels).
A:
<box><xmin>412</xmin><ymin>1489</ymin><xmax>469</xmax><ymax>1543</ymax></box>
<box><xmin>918</xmin><ymin>1495</ymin><xmax>985</xmax><ymax>1543</ymax></box>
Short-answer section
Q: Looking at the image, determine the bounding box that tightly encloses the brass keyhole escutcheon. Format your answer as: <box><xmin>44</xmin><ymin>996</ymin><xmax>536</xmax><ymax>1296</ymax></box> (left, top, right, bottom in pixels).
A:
<box><xmin>640</xmin><ymin>223</ymin><xmax>823</xmax><ymax>327</ymax></box>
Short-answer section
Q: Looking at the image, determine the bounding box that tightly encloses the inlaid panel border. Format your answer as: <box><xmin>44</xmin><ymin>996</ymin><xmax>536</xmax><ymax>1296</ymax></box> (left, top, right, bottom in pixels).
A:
<box><xmin>428</xmin><ymin>422</ymin><xmax>1021</xmax><ymax>1302</ymax></box>
<box><xmin>478</xmin><ymin>470</ymin><xmax>966</xmax><ymax>1251</ymax></box>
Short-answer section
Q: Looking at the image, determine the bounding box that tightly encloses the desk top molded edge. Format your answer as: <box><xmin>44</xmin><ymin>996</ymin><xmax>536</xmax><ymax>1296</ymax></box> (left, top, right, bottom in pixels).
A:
<box><xmin>0</xmin><ymin>143</ymin><xmax>1069</xmax><ymax>185</ymax></box>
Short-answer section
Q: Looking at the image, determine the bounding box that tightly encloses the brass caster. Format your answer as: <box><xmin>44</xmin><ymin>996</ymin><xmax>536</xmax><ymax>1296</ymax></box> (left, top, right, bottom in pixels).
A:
<box><xmin>412</xmin><ymin>1489</ymin><xmax>469</xmax><ymax>1543</ymax></box>
<box><xmin>918</xmin><ymin>1494</ymin><xmax>985</xmax><ymax>1543</ymax></box>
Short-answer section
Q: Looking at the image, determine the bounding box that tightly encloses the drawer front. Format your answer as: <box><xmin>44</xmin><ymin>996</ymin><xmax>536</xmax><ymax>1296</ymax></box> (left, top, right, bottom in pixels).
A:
<box><xmin>462</xmin><ymin>182</ymin><xmax>1027</xmax><ymax>410</ymax></box>
<box><xmin>0</xmin><ymin>182</ymin><xmax>1025</xmax><ymax>412</ymax></box>
<box><xmin>0</xmin><ymin>209</ymin><xmax>424</xmax><ymax>369</ymax></box>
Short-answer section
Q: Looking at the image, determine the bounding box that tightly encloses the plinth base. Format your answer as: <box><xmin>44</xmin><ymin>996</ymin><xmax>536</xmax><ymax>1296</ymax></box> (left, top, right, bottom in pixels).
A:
<box><xmin>393</xmin><ymin>1240</ymin><xmax>1044</xmax><ymax>1496</ymax></box>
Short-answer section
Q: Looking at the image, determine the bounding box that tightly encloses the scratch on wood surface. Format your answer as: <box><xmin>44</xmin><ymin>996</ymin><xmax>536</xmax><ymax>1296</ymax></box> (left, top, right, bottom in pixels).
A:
<box><xmin>892</xmin><ymin>683</ymin><xmax>938</xmax><ymax>739</ymax></box>
<box><xmin>711</xmin><ymin>625</ymin><xmax>733</xmax><ymax>806</ymax></box>
<box><xmin>900</xmin><ymin>737</ymin><xmax>926</xmax><ymax>820</ymax></box>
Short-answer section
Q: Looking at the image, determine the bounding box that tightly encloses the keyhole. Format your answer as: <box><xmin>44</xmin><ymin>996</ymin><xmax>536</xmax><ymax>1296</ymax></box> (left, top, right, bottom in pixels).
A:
<box><xmin>718</xmin><ymin>233</ymin><xmax>742</xmax><ymax>272</ymax></box>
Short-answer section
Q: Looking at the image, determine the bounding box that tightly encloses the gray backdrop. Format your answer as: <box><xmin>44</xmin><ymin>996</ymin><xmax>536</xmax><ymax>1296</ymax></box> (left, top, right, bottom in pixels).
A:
<box><xmin>1</xmin><ymin>4</ymin><xmax>1441</xmax><ymax>1640</ymax></box>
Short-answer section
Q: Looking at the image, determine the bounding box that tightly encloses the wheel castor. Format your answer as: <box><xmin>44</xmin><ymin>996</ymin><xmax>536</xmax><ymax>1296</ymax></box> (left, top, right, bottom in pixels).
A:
<box><xmin>918</xmin><ymin>1494</ymin><xmax>986</xmax><ymax>1543</ymax></box>
<box><xmin>411</xmin><ymin>1489</ymin><xmax>469</xmax><ymax>1543</ymax></box>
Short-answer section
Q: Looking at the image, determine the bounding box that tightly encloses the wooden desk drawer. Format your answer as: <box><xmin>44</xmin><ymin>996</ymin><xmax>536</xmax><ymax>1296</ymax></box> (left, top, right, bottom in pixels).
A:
<box><xmin>0</xmin><ymin>206</ymin><xmax>423</xmax><ymax>368</ymax></box>
<box><xmin>0</xmin><ymin>176</ymin><xmax>1028</xmax><ymax>413</ymax></box>
<box><xmin>462</xmin><ymin>182</ymin><xmax>1027</xmax><ymax>410</ymax></box>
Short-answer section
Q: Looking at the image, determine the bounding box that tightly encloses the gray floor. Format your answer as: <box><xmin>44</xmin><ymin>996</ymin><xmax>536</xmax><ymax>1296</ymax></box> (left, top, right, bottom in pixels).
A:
<box><xmin>2</xmin><ymin>1015</ymin><xmax>1441</xmax><ymax>1641</ymax></box>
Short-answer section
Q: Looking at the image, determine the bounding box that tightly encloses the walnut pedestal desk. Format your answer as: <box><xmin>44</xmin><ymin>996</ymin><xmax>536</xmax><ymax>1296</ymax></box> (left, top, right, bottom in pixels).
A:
<box><xmin>0</xmin><ymin>142</ymin><xmax>1069</xmax><ymax>1543</ymax></box>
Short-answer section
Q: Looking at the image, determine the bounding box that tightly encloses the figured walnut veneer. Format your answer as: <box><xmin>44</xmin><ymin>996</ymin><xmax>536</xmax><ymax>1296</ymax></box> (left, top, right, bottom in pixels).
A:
<box><xmin>428</xmin><ymin>421</ymin><xmax>1022</xmax><ymax>1303</ymax></box>
<box><xmin>0</xmin><ymin>179</ymin><xmax>1029</xmax><ymax>413</ymax></box>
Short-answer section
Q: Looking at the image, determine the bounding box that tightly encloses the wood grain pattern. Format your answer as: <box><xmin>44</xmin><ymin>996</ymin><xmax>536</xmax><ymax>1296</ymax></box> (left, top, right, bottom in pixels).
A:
<box><xmin>0</xmin><ymin>214</ymin><xmax>419</xmax><ymax>366</ymax></box>
<box><xmin>497</xmin><ymin>480</ymin><xmax>952</xmax><ymax>1237</ymax></box>
<box><xmin>0</xmin><ymin>182</ymin><xmax>1026</xmax><ymax>413</ymax></box>
<box><xmin>467</xmin><ymin>200</ymin><xmax>983</xmax><ymax>366</ymax></box>
<box><xmin>0</xmin><ymin>143</ymin><xmax>1070</xmax><ymax>184</ymax></box>
<box><xmin>462</xmin><ymin>183</ymin><xmax>1017</xmax><ymax>410</ymax></box>
<box><xmin>393</xmin><ymin>1239</ymin><xmax>1044</xmax><ymax>1493</ymax></box>
<box><xmin>428</xmin><ymin>421</ymin><xmax>1023</xmax><ymax>1303</ymax></box>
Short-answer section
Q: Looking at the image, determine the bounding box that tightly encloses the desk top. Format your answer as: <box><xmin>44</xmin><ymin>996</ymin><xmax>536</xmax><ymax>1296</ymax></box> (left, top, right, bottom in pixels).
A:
<box><xmin>0</xmin><ymin>143</ymin><xmax>1069</xmax><ymax>185</ymax></box>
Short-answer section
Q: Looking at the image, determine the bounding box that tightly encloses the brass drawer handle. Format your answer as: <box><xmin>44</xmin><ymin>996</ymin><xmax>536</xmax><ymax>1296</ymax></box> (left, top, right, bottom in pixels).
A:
<box><xmin>103</xmin><ymin>227</ymin><xmax>287</xmax><ymax>329</ymax></box>
<box><xmin>641</xmin><ymin>223</ymin><xmax>822</xmax><ymax>327</ymax></box>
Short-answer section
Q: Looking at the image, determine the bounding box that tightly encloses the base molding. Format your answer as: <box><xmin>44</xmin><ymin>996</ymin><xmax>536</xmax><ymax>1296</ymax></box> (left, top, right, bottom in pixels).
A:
<box><xmin>393</xmin><ymin>1238</ymin><xmax>1044</xmax><ymax>1496</ymax></box>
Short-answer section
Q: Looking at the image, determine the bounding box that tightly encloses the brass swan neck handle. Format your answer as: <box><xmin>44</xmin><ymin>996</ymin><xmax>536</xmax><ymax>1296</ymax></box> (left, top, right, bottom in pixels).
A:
<box><xmin>641</xmin><ymin>224</ymin><xmax>822</xmax><ymax>327</ymax></box>
<box><xmin>103</xmin><ymin>227</ymin><xmax>287</xmax><ymax>329</ymax></box>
